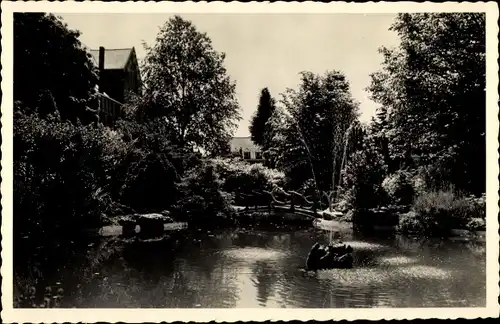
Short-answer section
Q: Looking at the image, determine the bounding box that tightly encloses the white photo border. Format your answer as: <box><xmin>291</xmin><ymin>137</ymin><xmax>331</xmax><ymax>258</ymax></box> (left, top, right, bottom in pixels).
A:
<box><xmin>1</xmin><ymin>1</ymin><xmax>499</xmax><ymax>322</ymax></box>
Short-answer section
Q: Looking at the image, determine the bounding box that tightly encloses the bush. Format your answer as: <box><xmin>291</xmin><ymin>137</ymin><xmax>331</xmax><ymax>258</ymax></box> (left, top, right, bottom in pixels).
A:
<box><xmin>466</xmin><ymin>218</ymin><xmax>486</xmax><ymax>232</ymax></box>
<box><xmin>463</xmin><ymin>193</ymin><xmax>486</xmax><ymax>220</ymax></box>
<box><xmin>398</xmin><ymin>189</ymin><xmax>484</xmax><ymax>236</ymax></box>
<box><xmin>411</xmin><ymin>175</ymin><xmax>427</xmax><ymax>196</ymax></box>
<box><xmin>14</xmin><ymin>108</ymin><xmax>238</xmax><ymax>240</ymax></box>
<box><xmin>174</xmin><ymin>162</ymin><xmax>234</xmax><ymax>224</ymax></box>
<box><xmin>398</xmin><ymin>211</ymin><xmax>426</xmax><ymax>235</ymax></box>
<box><xmin>382</xmin><ymin>170</ymin><xmax>415</xmax><ymax>206</ymax></box>
<box><xmin>340</xmin><ymin>140</ymin><xmax>388</xmax><ymax>211</ymax></box>
<box><xmin>14</xmin><ymin>111</ymin><xmax>112</xmax><ymax>239</ymax></box>
<box><xmin>211</xmin><ymin>158</ymin><xmax>285</xmax><ymax>205</ymax></box>
<box><xmin>113</xmin><ymin>120</ymin><xmax>203</xmax><ymax>213</ymax></box>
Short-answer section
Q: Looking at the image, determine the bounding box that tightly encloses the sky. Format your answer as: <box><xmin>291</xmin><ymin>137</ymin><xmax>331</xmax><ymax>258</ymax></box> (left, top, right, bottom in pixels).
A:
<box><xmin>58</xmin><ymin>13</ymin><xmax>400</xmax><ymax>137</ymax></box>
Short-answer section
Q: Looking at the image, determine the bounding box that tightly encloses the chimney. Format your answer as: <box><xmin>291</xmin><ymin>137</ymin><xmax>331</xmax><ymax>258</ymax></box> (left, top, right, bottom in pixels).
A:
<box><xmin>98</xmin><ymin>46</ymin><xmax>105</xmax><ymax>88</ymax></box>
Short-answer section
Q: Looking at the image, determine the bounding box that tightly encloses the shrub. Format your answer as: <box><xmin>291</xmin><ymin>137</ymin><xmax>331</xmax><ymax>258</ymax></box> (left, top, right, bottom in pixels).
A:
<box><xmin>340</xmin><ymin>141</ymin><xmax>388</xmax><ymax>211</ymax></box>
<box><xmin>399</xmin><ymin>189</ymin><xmax>483</xmax><ymax>236</ymax></box>
<box><xmin>414</xmin><ymin>164</ymin><xmax>453</xmax><ymax>193</ymax></box>
<box><xmin>113</xmin><ymin>120</ymin><xmax>203</xmax><ymax>213</ymax></box>
<box><xmin>174</xmin><ymin>162</ymin><xmax>234</xmax><ymax>224</ymax></box>
<box><xmin>118</xmin><ymin>150</ymin><xmax>179</xmax><ymax>213</ymax></box>
<box><xmin>466</xmin><ymin>218</ymin><xmax>486</xmax><ymax>232</ymax></box>
<box><xmin>411</xmin><ymin>175</ymin><xmax>427</xmax><ymax>196</ymax></box>
<box><xmin>463</xmin><ymin>193</ymin><xmax>486</xmax><ymax>220</ymax></box>
<box><xmin>14</xmin><ymin>111</ymin><xmax>112</xmax><ymax>240</ymax></box>
<box><xmin>211</xmin><ymin>158</ymin><xmax>285</xmax><ymax>205</ymax></box>
<box><xmin>382</xmin><ymin>170</ymin><xmax>415</xmax><ymax>206</ymax></box>
<box><xmin>398</xmin><ymin>211</ymin><xmax>425</xmax><ymax>235</ymax></box>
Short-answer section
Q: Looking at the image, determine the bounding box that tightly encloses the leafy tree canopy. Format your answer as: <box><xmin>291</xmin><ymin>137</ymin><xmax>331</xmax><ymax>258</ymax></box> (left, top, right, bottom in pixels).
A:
<box><xmin>367</xmin><ymin>13</ymin><xmax>485</xmax><ymax>194</ymax></box>
<box><xmin>269</xmin><ymin>71</ymin><xmax>359</xmax><ymax>193</ymax></box>
<box><xmin>135</xmin><ymin>15</ymin><xmax>241</xmax><ymax>155</ymax></box>
<box><xmin>14</xmin><ymin>13</ymin><xmax>98</xmax><ymax>122</ymax></box>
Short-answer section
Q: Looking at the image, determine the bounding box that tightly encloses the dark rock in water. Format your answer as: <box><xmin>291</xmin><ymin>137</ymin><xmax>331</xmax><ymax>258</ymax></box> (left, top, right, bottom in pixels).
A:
<box><xmin>305</xmin><ymin>242</ymin><xmax>323</xmax><ymax>270</ymax></box>
<box><xmin>305</xmin><ymin>242</ymin><xmax>353</xmax><ymax>270</ymax></box>
<box><xmin>117</xmin><ymin>215</ymin><xmax>137</xmax><ymax>235</ymax></box>
<box><xmin>133</xmin><ymin>213</ymin><xmax>171</xmax><ymax>236</ymax></box>
<box><xmin>117</xmin><ymin>213</ymin><xmax>174</xmax><ymax>237</ymax></box>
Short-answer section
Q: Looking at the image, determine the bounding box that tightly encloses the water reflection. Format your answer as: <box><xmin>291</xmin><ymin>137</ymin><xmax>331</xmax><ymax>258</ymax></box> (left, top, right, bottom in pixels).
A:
<box><xmin>14</xmin><ymin>226</ymin><xmax>486</xmax><ymax>308</ymax></box>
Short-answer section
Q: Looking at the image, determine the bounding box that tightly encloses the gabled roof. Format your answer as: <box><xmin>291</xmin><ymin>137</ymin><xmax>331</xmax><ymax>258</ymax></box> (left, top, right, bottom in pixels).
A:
<box><xmin>89</xmin><ymin>48</ymin><xmax>134</xmax><ymax>70</ymax></box>
<box><xmin>230</xmin><ymin>137</ymin><xmax>261</xmax><ymax>152</ymax></box>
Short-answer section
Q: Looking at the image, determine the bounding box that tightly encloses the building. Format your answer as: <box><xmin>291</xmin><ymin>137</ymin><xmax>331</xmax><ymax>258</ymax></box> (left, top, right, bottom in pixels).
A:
<box><xmin>89</xmin><ymin>47</ymin><xmax>142</xmax><ymax>126</ymax></box>
<box><xmin>230</xmin><ymin>137</ymin><xmax>265</xmax><ymax>163</ymax></box>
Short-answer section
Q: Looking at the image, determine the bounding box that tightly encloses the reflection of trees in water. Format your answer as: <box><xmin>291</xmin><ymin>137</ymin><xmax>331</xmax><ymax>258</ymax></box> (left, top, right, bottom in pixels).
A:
<box><xmin>464</xmin><ymin>241</ymin><xmax>486</xmax><ymax>257</ymax></box>
<box><xmin>232</xmin><ymin>231</ymin><xmax>276</xmax><ymax>248</ymax></box>
<box><xmin>14</xmin><ymin>234</ymin><xmax>123</xmax><ymax>308</ymax></box>
<box><xmin>394</xmin><ymin>235</ymin><xmax>427</xmax><ymax>252</ymax></box>
<box><xmin>171</xmin><ymin>257</ymin><xmax>240</xmax><ymax>307</ymax></box>
<box><xmin>250</xmin><ymin>260</ymin><xmax>279</xmax><ymax>306</ymax></box>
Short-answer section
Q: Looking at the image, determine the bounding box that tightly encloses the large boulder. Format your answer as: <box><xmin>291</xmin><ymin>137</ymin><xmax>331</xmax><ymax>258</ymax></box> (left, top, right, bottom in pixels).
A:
<box><xmin>305</xmin><ymin>243</ymin><xmax>323</xmax><ymax>270</ymax></box>
<box><xmin>305</xmin><ymin>242</ymin><xmax>353</xmax><ymax>270</ymax></box>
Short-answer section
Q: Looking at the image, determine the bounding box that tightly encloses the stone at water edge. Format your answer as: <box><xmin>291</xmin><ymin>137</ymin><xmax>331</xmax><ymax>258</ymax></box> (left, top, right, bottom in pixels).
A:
<box><xmin>305</xmin><ymin>242</ymin><xmax>354</xmax><ymax>271</ymax></box>
<box><xmin>319</xmin><ymin>209</ymin><xmax>343</xmax><ymax>218</ymax></box>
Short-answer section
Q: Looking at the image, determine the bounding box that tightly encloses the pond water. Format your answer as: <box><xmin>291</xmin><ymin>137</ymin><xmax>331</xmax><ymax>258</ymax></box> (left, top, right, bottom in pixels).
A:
<box><xmin>15</xmin><ymin>224</ymin><xmax>485</xmax><ymax>308</ymax></box>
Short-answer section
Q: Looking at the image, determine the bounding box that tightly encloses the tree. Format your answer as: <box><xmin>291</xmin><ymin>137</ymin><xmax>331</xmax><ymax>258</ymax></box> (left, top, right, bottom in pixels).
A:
<box><xmin>367</xmin><ymin>13</ymin><xmax>486</xmax><ymax>194</ymax></box>
<box><xmin>249</xmin><ymin>88</ymin><xmax>276</xmax><ymax>149</ymax></box>
<box><xmin>270</xmin><ymin>71</ymin><xmax>359</xmax><ymax>196</ymax></box>
<box><xmin>136</xmin><ymin>15</ymin><xmax>241</xmax><ymax>155</ymax></box>
<box><xmin>340</xmin><ymin>130</ymin><xmax>388</xmax><ymax>210</ymax></box>
<box><xmin>14</xmin><ymin>13</ymin><xmax>98</xmax><ymax>122</ymax></box>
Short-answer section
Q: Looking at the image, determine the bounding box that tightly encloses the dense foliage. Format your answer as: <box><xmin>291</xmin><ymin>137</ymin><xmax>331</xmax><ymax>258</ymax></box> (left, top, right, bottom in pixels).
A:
<box><xmin>336</xmin><ymin>13</ymin><xmax>486</xmax><ymax>235</ymax></box>
<box><xmin>367</xmin><ymin>13</ymin><xmax>486</xmax><ymax>195</ymax></box>
<box><xmin>14</xmin><ymin>13</ymin><xmax>98</xmax><ymax>123</ymax></box>
<box><xmin>134</xmin><ymin>15</ymin><xmax>241</xmax><ymax>155</ymax></box>
<box><xmin>212</xmin><ymin>158</ymin><xmax>285</xmax><ymax>205</ymax></box>
<box><xmin>339</xmin><ymin>129</ymin><xmax>388</xmax><ymax>211</ymax></box>
<box><xmin>13</xmin><ymin>12</ymin><xmax>487</xmax><ymax>250</ymax></box>
<box><xmin>174</xmin><ymin>162</ymin><xmax>234</xmax><ymax>224</ymax></box>
<box><xmin>14</xmin><ymin>112</ymin><xmax>108</xmax><ymax>239</ymax></box>
<box><xmin>174</xmin><ymin>158</ymin><xmax>284</xmax><ymax>222</ymax></box>
<box><xmin>398</xmin><ymin>190</ymin><xmax>486</xmax><ymax>236</ymax></box>
<box><xmin>13</xmin><ymin>14</ymin><xmax>243</xmax><ymax>244</ymax></box>
<box><xmin>265</xmin><ymin>71</ymin><xmax>359</xmax><ymax>198</ymax></box>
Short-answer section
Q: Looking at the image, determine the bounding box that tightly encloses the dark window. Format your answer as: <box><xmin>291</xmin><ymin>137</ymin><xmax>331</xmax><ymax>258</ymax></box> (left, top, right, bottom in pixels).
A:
<box><xmin>255</xmin><ymin>151</ymin><xmax>263</xmax><ymax>160</ymax></box>
<box><xmin>243</xmin><ymin>151</ymin><xmax>251</xmax><ymax>159</ymax></box>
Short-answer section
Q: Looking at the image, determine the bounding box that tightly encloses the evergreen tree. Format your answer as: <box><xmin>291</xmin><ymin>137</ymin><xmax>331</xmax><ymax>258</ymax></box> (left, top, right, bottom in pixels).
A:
<box><xmin>249</xmin><ymin>88</ymin><xmax>276</xmax><ymax>149</ymax></box>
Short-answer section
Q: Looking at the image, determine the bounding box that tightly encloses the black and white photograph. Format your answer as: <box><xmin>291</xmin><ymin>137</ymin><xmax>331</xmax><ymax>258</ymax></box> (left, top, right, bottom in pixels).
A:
<box><xmin>1</xmin><ymin>1</ymin><xmax>498</xmax><ymax>322</ymax></box>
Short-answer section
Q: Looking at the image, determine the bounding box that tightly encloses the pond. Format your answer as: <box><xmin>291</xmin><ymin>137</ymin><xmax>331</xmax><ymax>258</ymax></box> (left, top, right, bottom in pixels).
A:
<box><xmin>15</xmin><ymin>224</ymin><xmax>485</xmax><ymax>308</ymax></box>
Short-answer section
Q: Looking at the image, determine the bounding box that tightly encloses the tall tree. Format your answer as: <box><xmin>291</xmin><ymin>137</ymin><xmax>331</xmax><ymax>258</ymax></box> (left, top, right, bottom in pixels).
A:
<box><xmin>249</xmin><ymin>88</ymin><xmax>276</xmax><ymax>148</ymax></box>
<box><xmin>136</xmin><ymin>15</ymin><xmax>241</xmax><ymax>155</ymax></box>
<box><xmin>14</xmin><ymin>13</ymin><xmax>98</xmax><ymax>122</ymax></box>
<box><xmin>367</xmin><ymin>13</ymin><xmax>486</xmax><ymax>194</ymax></box>
<box><xmin>270</xmin><ymin>71</ymin><xmax>359</xmax><ymax>195</ymax></box>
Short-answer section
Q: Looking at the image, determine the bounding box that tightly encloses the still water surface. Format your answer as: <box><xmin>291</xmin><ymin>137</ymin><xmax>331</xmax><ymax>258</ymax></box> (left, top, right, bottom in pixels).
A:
<box><xmin>23</xmin><ymin>225</ymin><xmax>485</xmax><ymax>308</ymax></box>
